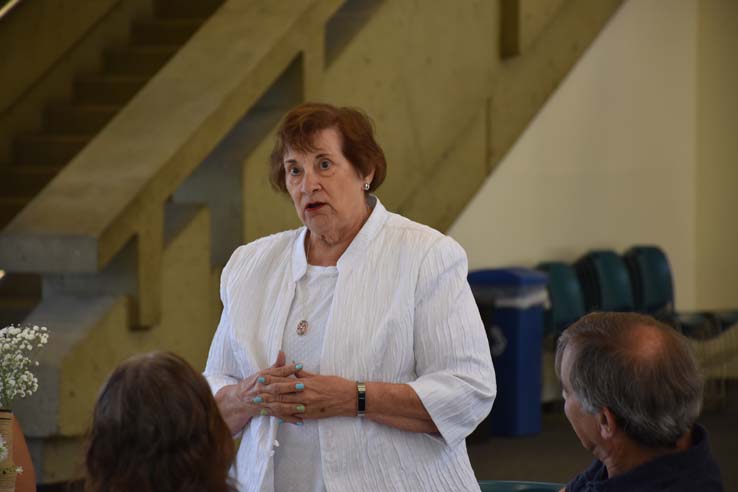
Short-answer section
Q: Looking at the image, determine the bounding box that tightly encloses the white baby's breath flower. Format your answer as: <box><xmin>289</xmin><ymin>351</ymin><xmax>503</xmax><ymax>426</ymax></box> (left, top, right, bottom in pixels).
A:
<box><xmin>0</xmin><ymin>324</ymin><xmax>50</xmax><ymax>408</ymax></box>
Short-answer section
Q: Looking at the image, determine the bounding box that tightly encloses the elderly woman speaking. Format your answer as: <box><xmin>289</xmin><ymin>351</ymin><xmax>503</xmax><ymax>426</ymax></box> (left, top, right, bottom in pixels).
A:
<box><xmin>205</xmin><ymin>103</ymin><xmax>495</xmax><ymax>492</ymax></box>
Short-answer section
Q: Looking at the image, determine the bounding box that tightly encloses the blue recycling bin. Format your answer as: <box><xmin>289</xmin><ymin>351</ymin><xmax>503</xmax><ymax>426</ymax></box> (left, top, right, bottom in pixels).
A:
<box><xmin>468</xmin><ymin>268</ymin><xmax>548</xmax><ymax>436</ymax></box>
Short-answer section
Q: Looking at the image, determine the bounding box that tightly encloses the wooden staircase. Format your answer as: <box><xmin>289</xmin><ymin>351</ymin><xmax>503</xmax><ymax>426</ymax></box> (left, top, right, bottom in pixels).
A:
<box><xmin>0</xmin><ymin>0</ymin><xmax>224</xmax><ymax>329</ymax></box>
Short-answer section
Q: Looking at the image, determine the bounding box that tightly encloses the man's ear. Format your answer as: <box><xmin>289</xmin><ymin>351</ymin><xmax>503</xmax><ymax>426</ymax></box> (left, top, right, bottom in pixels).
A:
<box><xmin>598</xmin><ymin>407</ymin><xmax>618</xmax><ymax>440</ymax></box>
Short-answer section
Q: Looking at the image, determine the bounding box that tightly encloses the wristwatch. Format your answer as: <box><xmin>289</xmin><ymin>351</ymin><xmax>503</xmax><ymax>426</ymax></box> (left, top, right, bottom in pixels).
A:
<box><xmin>357</xmin><ymin>381</ymin><xmax>366</xmax><ymax>417</ymax></box>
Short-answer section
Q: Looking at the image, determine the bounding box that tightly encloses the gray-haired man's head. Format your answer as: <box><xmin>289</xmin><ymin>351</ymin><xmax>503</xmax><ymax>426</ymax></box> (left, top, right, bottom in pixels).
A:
<box><xmin>555</xmin><ymin>312</ymin><xmax>703</xmax><ymax>449</ymax></box>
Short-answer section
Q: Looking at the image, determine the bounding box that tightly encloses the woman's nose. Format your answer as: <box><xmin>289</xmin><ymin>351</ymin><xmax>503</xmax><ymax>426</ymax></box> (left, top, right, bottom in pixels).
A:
<box><xmin>301</xmin><ymin>168</ymin><xmax>321</xmax><ymax>193</ymax></box>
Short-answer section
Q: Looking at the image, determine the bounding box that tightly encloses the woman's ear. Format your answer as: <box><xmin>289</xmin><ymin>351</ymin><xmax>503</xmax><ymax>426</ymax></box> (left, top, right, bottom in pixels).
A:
<box><xmin>363</xmin><ymin>169</ymin><xmax>375</xmax><ymax>188</ymax></box>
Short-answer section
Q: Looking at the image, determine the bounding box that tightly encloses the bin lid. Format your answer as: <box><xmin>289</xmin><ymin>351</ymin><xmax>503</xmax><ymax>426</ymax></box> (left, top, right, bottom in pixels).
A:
<box><xmin>468</xmin><ymin>267</ymin><xmax>548</xmax><ymax>287</ymax></box>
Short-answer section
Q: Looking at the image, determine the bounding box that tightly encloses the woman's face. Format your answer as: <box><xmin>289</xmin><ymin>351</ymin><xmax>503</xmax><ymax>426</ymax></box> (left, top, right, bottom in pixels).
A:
<box><xmin>284</xmin><ymin>127</ymin><xmax>373</xmax><ymax>243</ymax></box>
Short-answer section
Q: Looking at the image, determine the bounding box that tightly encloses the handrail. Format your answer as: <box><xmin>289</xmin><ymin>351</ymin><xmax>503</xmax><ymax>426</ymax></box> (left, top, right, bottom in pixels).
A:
<box><xmin>0</xmin><ymin>0</ymin><xmax>21</xmax><ymax>20</ymax></box>
<box><xmin>0</xmin><ymin>0</ymin><xmax>342</xmax><ymax>327</ymax></box>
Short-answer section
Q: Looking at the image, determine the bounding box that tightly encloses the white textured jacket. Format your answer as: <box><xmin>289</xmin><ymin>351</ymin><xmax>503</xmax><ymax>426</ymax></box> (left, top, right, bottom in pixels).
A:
<box><xmin>204</xmin><ymin>198</ymin><xmax>496</xmax><ymax>492</ymax></box>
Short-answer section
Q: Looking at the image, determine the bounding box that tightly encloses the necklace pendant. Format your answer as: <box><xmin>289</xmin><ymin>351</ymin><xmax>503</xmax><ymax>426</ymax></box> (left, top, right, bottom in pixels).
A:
<box><xmin>296</xmin><ymin>320</ymin><xmax>309</xmax><ymax>336</ymax></box>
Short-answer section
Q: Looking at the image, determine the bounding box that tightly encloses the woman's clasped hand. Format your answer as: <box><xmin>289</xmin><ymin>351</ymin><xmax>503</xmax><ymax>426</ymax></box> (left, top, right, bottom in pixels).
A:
<box><xmin>217</xmin><ymin>351</ymin><xmax>304</xmax><ymax>429</ymax></box>
<box><xmin>259</xmin><ymin>367</ymin><xmax>358</xmax><ymax>420</ymax></box>
<box><xmin>232</xmin><ymin>351</ymin><xmax>358</xmax><ymax>426</ymax></box>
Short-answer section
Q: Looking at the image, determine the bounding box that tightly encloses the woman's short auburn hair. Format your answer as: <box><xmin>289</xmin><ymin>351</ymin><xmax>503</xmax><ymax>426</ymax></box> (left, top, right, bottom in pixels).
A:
<box><xmin>85</xmin><ymin>351</ymin><xmax>236</xmax><ymax>492</ymax></box>
<box><xmin>269</xmin><ymin>102</ymin><xmax>387</xmax><ymax>193</ymax></box>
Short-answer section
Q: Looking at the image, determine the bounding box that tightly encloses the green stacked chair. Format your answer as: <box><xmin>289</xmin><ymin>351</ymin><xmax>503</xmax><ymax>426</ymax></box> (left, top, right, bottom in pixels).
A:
<box><xmin>478</xmin><ymin>480</ymin><xmax>563</xmax><ymax>491</ymax></box>
<box><xmin>574</xmin><ymin>250</ymin><xmax>634</xmax><ymax>312</ymax></box>
<box><xmin>623</xmin><ymin>245</ymin><xmax>737</xmax><ymax>339</ymax></box>
<box><xmin>536</xmin><ymin>262</ymin><xmax>587</xmax><ymax>340</ymax></box>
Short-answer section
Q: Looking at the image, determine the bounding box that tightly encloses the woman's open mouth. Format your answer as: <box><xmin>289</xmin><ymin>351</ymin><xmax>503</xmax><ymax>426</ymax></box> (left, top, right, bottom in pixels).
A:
<box><xmin>305</xmin><ymin>202</ymin><xmax>326</xmax><ymax>213</ymax></box>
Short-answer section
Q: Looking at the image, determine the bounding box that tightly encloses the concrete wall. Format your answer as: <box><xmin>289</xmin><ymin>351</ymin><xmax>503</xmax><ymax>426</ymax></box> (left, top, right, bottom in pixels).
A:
<box><xmin>449</xmin><ymin>0</ymin><xmax>701</xmax><ymax>310</ymax></box>
<box><xmin>322</xmin><ymin>0</ymin><xmax>498</xmax><ymax>213</ymax></box>
<box><xmin>696</xmin><ymin>0</ymin><xmax>738</xmax><ymax>311</ymax></box>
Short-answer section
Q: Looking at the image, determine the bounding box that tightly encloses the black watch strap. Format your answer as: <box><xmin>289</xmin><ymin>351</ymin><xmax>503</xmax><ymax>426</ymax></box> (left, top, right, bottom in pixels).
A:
<box><xmin>357</xmin><ymin>381</ymin><xmax>366</xmax><ymax>417</ymax></box>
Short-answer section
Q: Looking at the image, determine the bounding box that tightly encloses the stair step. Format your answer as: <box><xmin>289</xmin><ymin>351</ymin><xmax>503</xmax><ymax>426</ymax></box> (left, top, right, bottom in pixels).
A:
<box><xmin>45</xmin><ymin>103</ymin><xmax>120</xmax><ymax>135</ymax></box>
<box><xmin>130</xmin><ymin>18</ymin><xmax>203</xmax><ymax>46</ymax></box>
<box><xmin>103</xmin><ymin>46</ymin><xmax>178</xmax><ymax>76</ymax></box>
<box><xmin>0</xmin><ymin>271</ymin><xmax>41</xmax><ymax>327</ymax></box>
<box><xmin>13</xmin><ymin>134</ymin><xmax>91</xmax><ymax>166</ymax></box>
<box><xmin>0</xmin><ymin>164</ymin><xmax>60</xmax><ymax>195</ymax></box>
<box><xmin>74</xmin><ymin>75</ymin><xmax>148</xmax><ymax>105</ymax></box>
<box><xmin>0</xmin><ymin>194</ymin><xmax>31</xmax><ymax>229</ymax></box>
<box><xmin>0</xmin><ymin>299</ymin><xmax>39</xmax><ymax>327</ymax></box>
<box><xmin>0</xmin><ymin>272</ymin><xmax>42</xmax><ymax>298</ymax></box>
<box><xmin>0</xmin><ymin>296</ymin><xmax>40</xmax><ymax>328</ymax></box>
<box><xmin>153</xmin><ymin>0</ymin><xmax>223</xmax><ymax>19</ymax></box>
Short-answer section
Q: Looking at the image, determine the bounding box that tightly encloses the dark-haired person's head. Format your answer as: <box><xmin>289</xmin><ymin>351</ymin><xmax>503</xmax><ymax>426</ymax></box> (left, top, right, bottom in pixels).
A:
<box><xmin>85</xmin><ymin>351</ymin><xmax>235</xmax><ymax>492</ymax></box>
<box><xmin>556</xmin><ymin>312</ymin><xmax>723</xmax><ymax>491</ymax></box>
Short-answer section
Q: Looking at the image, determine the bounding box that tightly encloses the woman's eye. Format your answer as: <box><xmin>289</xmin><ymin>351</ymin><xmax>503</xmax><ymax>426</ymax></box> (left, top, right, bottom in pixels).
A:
<box><xmin>319</xmin><ymin>160</ymin><xmax>331</xmax><ymax>170</ymax></box>
<box><xmin>288</xmin><ymin>167</ymin><xmax>301</xmax><ymax>176</ymax></box>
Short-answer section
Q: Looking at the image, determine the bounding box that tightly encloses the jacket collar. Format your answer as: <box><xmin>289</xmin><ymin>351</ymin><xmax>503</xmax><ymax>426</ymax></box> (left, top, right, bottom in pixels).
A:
<box><xmin>291</xmin><ymin>195</ymin><xmax>387</xmax><ymax>282</ymax></box>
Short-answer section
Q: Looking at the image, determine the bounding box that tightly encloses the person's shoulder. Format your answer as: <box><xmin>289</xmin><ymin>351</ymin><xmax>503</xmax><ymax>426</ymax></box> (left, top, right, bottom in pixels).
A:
<box><xmin>382</xmin><ymin>211</ymin><xmax>465</xmax><ymax>254</ymax></box>
<box><xmin>240</xmin><ymin>229</ymin><xmax>299</xmax><ymax>255</ymax></box>
<box><xmin>224</xmin><ymin>229</ymin><xmax>301</xmax><ymax>275</ymax></box>
<box><xmin>565</xmin><ymin>459</ymin><xmax>606</xmax><ymax>492</ymax></box>
<box><xmin>388</xmin><ymin>213</ymin><xmax>470</xmax><ymax>266</ymax></box>
<box><xmin>681</xmin><ymin>425</ymin><xmax>724</xmax><ymax>491</ymax></box>
<box><xmin>384</xmin><ymin>211</ymin><xmax>443</xmax><ymax>241</ymax></box>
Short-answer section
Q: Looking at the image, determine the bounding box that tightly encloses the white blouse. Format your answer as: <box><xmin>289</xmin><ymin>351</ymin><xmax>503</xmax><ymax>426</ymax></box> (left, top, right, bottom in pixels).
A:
<box><xmin>275</xmin><ymin>265</ymin><xmax>337</xmax><ymax>492</ymax></box>
<box><xmin>204</xmin><ymin>197</ymin><xmax>496</xmax><ymax>492</ymax></box>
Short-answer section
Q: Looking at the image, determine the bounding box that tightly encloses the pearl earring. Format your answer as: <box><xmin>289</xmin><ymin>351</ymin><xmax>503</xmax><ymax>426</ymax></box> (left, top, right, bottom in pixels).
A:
<box><xmin>363</xmin><ymin>183</ymin><xmax>370</xmax><ymax>191</ymax></box>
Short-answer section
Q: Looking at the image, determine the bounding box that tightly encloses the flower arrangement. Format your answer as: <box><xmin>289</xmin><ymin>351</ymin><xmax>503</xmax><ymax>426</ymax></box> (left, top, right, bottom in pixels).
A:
<box><xmin>0</xmin><ymin>325</ymin><xmax>47</xmax><ymax>484</ymax></box>
<box><xmin>0</xmin><ymin>325</ymin><xmax>49</xmax><ymax>409</ymax></box>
